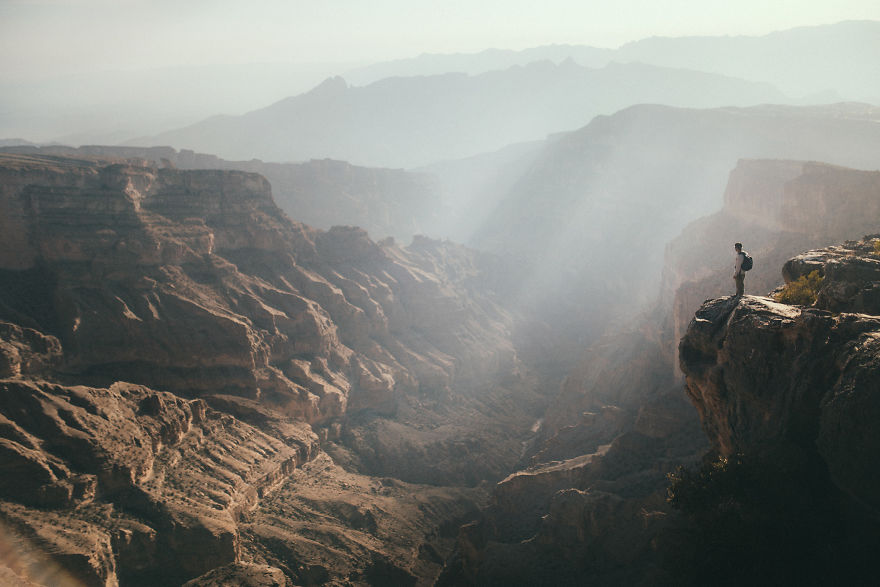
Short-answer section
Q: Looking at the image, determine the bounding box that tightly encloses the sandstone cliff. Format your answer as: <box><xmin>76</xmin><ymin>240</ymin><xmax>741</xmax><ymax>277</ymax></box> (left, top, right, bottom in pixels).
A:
<box><xmin>0</xmin><ymin>153</ymin><xmax>540</xmax><ymax>585</ymax></box>
<box><xmin>0</xmin><ymin>154</ymin><xmax>521</xmax><ymax>425</ymax></box>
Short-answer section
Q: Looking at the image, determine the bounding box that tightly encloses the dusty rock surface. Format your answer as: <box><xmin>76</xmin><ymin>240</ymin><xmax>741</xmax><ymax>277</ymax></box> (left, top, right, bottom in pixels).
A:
<box><xmin>0</xmin><ymin>153</ymin><xmax>540</xmax><ymax>585</ymax></box>
<box><xmin>0</xmin><ymin>376</ymin><xmax>317</xmax><ymax>585</ymax></box>
<box><xmin>182</xmin><ymin>563</ymin><xmax>292</xmax><ymax>587</ymax></box>
<box><xmin>241</xmin><ymin>453</ymin><xmax>483</xmax><ymax>585</ymax></box>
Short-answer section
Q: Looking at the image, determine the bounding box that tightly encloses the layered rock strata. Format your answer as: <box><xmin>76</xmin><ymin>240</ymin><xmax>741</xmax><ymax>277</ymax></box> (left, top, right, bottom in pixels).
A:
<box><xmin>0</xmin><ymin>154</ymin><xmax>520</xmax><ymax>426</ymax></box>
<box><xmin>0</xmin><ymin>153</ymin><xmax>534</xmax><ymax>584</ymax></box>
<box><xmin>1</xmin><ymin>144</ymin><xmax>440</xmax><ymax>242</ymax></box>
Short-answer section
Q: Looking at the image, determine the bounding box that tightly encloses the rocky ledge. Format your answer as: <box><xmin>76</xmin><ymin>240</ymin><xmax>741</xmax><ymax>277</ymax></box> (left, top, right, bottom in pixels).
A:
<box><xmin>680</xmin><ymin>238</ymin><xmax>880</xmax><ymax>512</ymax></box>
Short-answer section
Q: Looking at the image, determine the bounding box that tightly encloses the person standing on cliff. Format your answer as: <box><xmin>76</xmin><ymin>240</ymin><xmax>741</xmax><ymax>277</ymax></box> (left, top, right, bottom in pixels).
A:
<box><xmin>734</xmin><ymin>242</ymin><xmax>746</xmax><ymax>296</ymax></box>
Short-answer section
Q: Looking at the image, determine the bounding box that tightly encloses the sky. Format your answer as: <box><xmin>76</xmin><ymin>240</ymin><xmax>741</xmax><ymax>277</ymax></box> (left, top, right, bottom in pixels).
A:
<box><xmin>2</xmin><ymin>0</ymin><xmax>880</xmax><ymax>80</ymax></box>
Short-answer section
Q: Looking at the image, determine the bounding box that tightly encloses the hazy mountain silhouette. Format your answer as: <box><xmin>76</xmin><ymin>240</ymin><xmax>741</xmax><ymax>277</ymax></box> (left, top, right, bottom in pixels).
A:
<box><xmin>617</xmin><ymin>20</ymin><xmax>880</xmax><ymax>102</ymax></box>
<box><xmin>343</xmin><ymin>21</ymin><xmax>880</xmax><ymax>102</ymax></box>
<box><xmin>342</xmin><ymin>45</ymin><xmax>615</xmax><ymax>86</ymax></box>
<box><xmin>6</xmin><ymin>21</ymin><xmax>876</xmax><ymax>147</ymax></box>
<box><xmin>131</xmin><ymin>61</ymin><xmax>785</xmax><ymax>168</ymax></box>
<box><xmin>0</xmin><ymin>62</ymin><xmax>351</xmax><ymax>143</ymax></box>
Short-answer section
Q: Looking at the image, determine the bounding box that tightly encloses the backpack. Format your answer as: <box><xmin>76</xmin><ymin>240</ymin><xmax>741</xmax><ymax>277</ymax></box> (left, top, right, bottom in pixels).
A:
<box><xmin>741</xmin><ymin>252</ymin><xmax>753</xmax><ymax>271</ymax></box>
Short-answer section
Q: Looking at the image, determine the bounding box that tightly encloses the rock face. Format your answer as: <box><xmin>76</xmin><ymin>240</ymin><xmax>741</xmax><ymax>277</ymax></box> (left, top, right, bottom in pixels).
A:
<box><xmin>680</xmin><ymin>237</ymin><xmax>880</xmax><ymax>515</ymax></box>
<box><xmin>0</xmin><ymin>154</ymin><xmax>519</xmax><ymax>426</ymax></box>
<box><xmin>0</xmin><ymin>153</ymin><xmax>535</xmax><ymax>585</ymax></box>
<box><xmin>1</xmin><ymin>144</ymin><xmax>440</xmax><ymax>243</ymax></box>
<box><xmin>0</xmin><ymin>376</ymin><xmax>316</xmax><ymax>585</ymax></box>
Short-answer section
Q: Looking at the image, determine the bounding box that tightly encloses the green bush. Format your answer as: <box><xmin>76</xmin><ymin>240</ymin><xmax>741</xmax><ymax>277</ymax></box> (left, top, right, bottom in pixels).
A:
<box><xmin>873</xmin><ymin>239</ymin><xmax>880</xmax><ymax>256</ymax></box>
<box><xmin>775</xmin><ymin>270</ymin><xmax>823</xmax><ymax>306</ymax></box>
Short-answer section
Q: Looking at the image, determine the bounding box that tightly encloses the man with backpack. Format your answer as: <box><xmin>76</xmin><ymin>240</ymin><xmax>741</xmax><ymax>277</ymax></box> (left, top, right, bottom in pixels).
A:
<box><xmin>734</xmin><ymin>242</ymin><xmax>752</xmax><ymax>296</ymax></box>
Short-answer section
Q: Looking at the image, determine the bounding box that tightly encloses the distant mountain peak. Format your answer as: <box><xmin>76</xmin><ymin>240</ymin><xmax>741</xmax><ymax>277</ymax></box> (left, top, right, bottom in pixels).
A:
<box><xmin>312</xmin><ymin>75</ymin><xmax>348</xmax><ymax>93</ymax></box>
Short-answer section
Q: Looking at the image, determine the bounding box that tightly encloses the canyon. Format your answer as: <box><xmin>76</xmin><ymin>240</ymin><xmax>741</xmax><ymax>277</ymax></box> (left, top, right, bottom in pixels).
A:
<box><xmin>1</xmin><ymin>146</ymin><xmax>879</xmax><ymax>584</ymax></box>
<box><xmin>4</xmin><ymin>11</ymin><xmax>880</xmax><ymax>587</ymax></box>
<box><xmin>0</xmin><ymin>153</ymin><xmax>544</xmax><ymax>585</ymax></box>
<box><xmin>12</xmin><ymin>102</ymin><xmax>880</xmax><ymax>354</ymax></box>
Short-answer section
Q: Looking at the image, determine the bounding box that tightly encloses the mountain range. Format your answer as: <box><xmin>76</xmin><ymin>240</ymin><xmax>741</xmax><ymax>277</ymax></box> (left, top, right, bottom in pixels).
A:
<box><xmin>347</xmin><ymin>20</ymin><xmax>880</xmax><ymax>101</ymax></box>
<box><xmin>129</xmin><ymin>60</ymin><xmax>786</xmax><ymax>168</ymax></box>
<box><xmin>7</xmin><ymin>20</ymin><xmax>876</xmax><ymax>151</ymax></box>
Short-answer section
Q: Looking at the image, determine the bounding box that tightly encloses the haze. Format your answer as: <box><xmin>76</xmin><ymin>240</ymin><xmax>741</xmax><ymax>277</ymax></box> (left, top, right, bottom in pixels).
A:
<box><xmin>2</xmin><ymin>0</ymin><xmax>879</xmax><ymax>77</ymax></box>
<box><xmin>1</xmin><ymin>0</ymin><xmax>879</xmax><ymax>142</ymax></box>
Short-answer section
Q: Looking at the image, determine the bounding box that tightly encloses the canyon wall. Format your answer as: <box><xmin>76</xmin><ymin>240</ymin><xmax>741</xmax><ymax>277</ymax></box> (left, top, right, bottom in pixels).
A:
<box><xmin>0</xmin><ymin>153</ymin><xmax>542</xmax><ymax>585</ymax></box>
<box><xmin>0</xmin><ymin>145</ymin><xmax>439</xmax><ymax>243</ymax></box>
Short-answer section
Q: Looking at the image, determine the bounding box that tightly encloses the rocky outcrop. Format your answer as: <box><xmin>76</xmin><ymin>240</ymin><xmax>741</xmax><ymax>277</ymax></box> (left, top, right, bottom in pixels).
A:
<box><xmin>0</xmin><ymin>374</ymin><xmax>481</xmax><ymax>585</ymax></box>
<box><xmin>665</xmin><ymin>159</ymin><xmax>880</xmax><ymax>376</ymax></box>
<box><xmin>680</xmin><ymin>237</ymin><xmax>880</xmax><ymax>514</ymax></box>
<box><xmin>673</xmin><ymin>241</ymin><xmax>880</xmax><ymax>583</ymax></box>
<box><xmin>0</xmin><ymin>376</ymin><xmax>317</xmax><ymax>585</ymax></box>
<box><xmin>0</xmin><ymin>322</ymin><xmax>61</xmax><ymax>378</ymax></box>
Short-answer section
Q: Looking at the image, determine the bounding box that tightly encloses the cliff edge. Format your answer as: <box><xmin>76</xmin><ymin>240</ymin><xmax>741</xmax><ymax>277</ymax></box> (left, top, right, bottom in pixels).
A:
<box><xmin>680</xmin><ymin>237</ymin><xmax>880</xmax><ymax>511</ymax></box>
<box><xmin>677</xmin><ymin>237</ymin><xmax>880</xmax><ymax>583</ymax></box>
